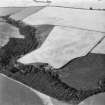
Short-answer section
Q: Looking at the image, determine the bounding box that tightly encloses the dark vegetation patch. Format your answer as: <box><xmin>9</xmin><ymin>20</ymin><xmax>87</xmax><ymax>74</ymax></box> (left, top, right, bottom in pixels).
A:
<box><xmin>0</xmin><ymin>16</ymin><xmax>105</xmax><ymax>105</ymax></box>
<box><xmin>59</xmin><ymin>53</ymin><xmax>105</xmax><ymax>90</ymax></box>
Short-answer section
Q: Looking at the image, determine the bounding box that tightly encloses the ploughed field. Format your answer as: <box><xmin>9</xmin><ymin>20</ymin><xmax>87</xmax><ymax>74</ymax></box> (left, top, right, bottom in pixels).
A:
<box><xmin>0</xmin><ymin>7</ymin><xmax>26</xmax><ymax>16</ymax></box>
<box><xmin>0</xmin><ymin>16</ymin><xmax>105</xmax><ymax>105</ymax></box>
